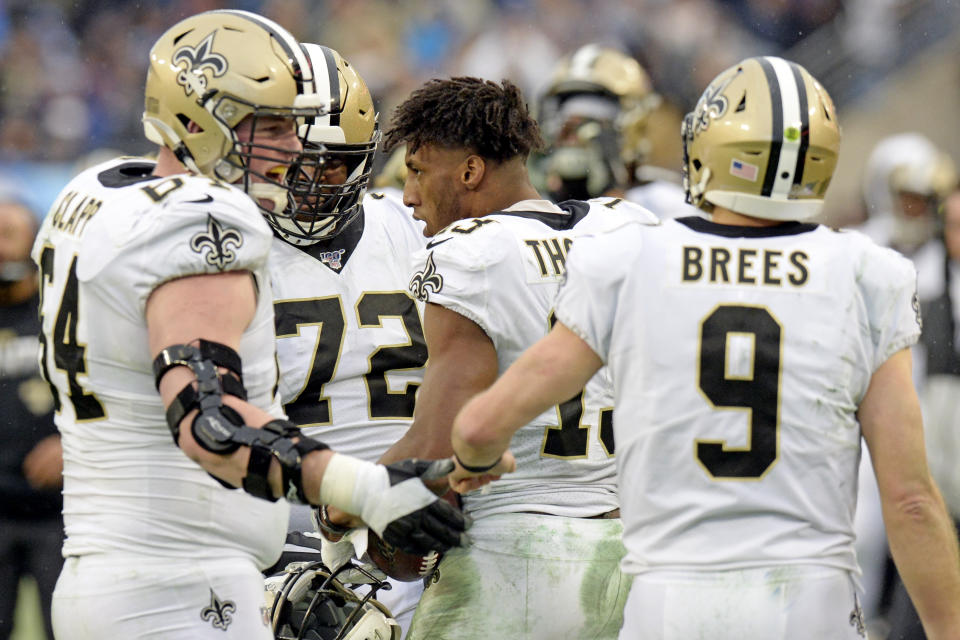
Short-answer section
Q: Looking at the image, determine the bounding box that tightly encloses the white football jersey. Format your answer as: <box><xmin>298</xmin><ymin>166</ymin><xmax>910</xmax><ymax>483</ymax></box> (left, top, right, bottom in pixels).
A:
<box><xmin>270</xmin><ymin>190</ymin><xmax>428</xmax><ymax>462</ymax></box>
<box><xmin>555</xmin><ymin>216</ymin><xmax>922</xmax><ymax>575</ymax></box>
<box><xmin>32</xmin><ymin>157</ymin><xmax>288</xmax><ymax>567</ymax></box>
<box><xmin>409</xmin><ymin>197</ymin><xmax>659</xmax><ymax>519</ymax></box>
<box><xmin>624</xmin><ymin>179</ymin><xmax>701</xmax><ymax>220</ymax></box>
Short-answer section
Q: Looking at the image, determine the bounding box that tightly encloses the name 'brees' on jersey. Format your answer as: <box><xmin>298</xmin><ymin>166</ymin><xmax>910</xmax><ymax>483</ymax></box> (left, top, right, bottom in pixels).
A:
<box><xmin>681</xmin><ymin>244</ymin><xmax>809</xmax><ymax>287</ymax></box>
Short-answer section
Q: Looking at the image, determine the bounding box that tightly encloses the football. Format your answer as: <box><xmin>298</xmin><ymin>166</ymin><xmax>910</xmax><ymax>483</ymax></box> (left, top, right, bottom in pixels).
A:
<box><xmin>366</xmin><ymin>489</ymin><xmax>459</xmax><ymax>582</ymax></box>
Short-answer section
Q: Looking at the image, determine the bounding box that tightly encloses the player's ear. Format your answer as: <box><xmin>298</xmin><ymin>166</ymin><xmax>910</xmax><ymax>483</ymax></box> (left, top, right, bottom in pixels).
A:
<box><xmin>461</xmin><ymin>155</ymin><xmax>485</xmax><ymax>191</ymax></box>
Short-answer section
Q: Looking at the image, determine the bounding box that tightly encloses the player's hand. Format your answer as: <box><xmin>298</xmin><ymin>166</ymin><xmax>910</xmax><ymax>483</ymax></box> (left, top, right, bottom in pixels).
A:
<box><xmin>360</xmin><ymin>458</ymin><xmax>470</xmax><ymax>555</ymax></box>
<box><xmin>448</xmin><ymin>451</ymin><xmax>516</xmax><ymax>494</ymax></box>
<box><xmin>23</xmin><ymin>434</ymin><xmax>63</xmax><ymax>490</ymax></box>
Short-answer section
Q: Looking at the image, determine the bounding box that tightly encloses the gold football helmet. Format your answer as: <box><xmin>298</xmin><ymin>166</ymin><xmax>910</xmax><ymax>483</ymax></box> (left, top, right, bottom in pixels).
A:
<box><xmin>142</xmin><ymin>10</ymin><xmax>324</xmax><ymax>214</ymax></box>
<box><xmin>863</xmin><ymin>133</ymin><xmax>958</xmax><ymax>251</ymax></box>
<box><xmin>539</xmin><ymin>44</ymin><xmax>659</xmax><ymax>169</ymax></box>
<box><xmin>681</xmin><ymin>56</ymin><xmax>841</xmax><ymax>221</ymax></box>
<box><xmin>277</xmin><ymin>43</ymin><xmax>380</xmax><ymax>244</ymax></box>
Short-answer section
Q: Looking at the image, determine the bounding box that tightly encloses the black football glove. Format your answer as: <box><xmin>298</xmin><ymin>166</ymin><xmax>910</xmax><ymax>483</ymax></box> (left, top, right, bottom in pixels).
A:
<box><xmin>362</xmin><ymin>458</ymin><xmax>470</xmax><ymax>555</ymax></box>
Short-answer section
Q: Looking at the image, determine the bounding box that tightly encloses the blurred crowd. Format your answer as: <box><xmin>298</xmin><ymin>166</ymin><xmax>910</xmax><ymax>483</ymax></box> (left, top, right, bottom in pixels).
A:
<box><xmin>0</xmin><ymin>0</ymin><xmax>855</xmax><ymax>165</ymax></box>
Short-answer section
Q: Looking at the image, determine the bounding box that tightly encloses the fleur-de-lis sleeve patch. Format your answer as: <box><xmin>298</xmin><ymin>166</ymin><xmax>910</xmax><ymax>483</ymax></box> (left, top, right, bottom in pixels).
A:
<box><xmin>200</xmin><ymin>588</ymin><xmax>236</xmax><ymax>630</ymax></box>
<box><xmin>190</xmin><ymin>214</ymin><xmax>244</xmax><ymax>270</ymax></box>
<box><xmin>409</xmin><ymin>251</ymin><xmax>444</xmax><ymax>302</ymax></box>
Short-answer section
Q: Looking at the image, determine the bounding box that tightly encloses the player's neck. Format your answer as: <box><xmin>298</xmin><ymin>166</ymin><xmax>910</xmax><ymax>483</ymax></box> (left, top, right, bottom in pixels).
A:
<box><xmin>152</xmin><ymin>146</ymin><xmax>190</xmax><ymax>178</ymax></box>
<box><xmin>477</xmin><ymin>166</ymin><xmax>543</xmax><ymax>215</ymax></box>
<box><xmin>710</xmin><ymin>206</ymin><xmax>785</xmax><ymax>227</ymax></box>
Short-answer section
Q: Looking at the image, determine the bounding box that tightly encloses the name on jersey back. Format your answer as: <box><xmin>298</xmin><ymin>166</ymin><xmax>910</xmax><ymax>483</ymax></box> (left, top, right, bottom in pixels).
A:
<box><xmin>682</xmin><ymin>245</ymin><xmax>809</xmax><ymax>286</ymax></box>
<box><xmin>48</xmin><ymin>190</ymin><xmax>102</xmax><ymax>238</ymax></box>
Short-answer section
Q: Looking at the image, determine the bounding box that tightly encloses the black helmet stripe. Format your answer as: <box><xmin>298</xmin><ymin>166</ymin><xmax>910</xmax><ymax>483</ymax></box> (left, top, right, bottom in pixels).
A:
<box><xmin>210</xmin><ymin>9</ymin><xmax>309</xmax><ymax>95</ymax></box>
<box><xmin>789</xmin><ymin>61</ymin><xmax>810</xmax><ymax>189</ymax></box>
<box><xmin>318</xmin><ymin>46</ymin><xmax>341</xmax><ymax>127</ymax></box>
<box><xmin>757</xmin><ymin>57</ymin><xmax>782</xmax><ymax>198</ymax></box>
<box><xmin>758</xmin><ymin>56</ymin><xmax>809</xmax><ymax>199</ymax></box>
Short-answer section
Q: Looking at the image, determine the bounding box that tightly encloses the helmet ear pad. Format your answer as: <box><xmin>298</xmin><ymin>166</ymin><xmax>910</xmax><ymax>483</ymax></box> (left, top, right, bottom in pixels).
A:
<box><xmin>682</xmin><ymin>56</ymin><xmax>840</xmax><ymax>222</ymax></box>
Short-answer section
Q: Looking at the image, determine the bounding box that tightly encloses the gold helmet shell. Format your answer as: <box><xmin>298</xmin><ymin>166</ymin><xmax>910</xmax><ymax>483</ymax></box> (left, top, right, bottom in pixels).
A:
<box><xmin>540</xmin><ymin>44</ymin><xmax>659</xmax><ymax>167</ymax></box>
<box><xmin>142</xmin><ymin>10</ymin><xmax>316</xmax><ymax>182</ymax></box>
<box><xmin>682</xmin><ymin>56</ymin><xmax>841</xmax><ymax>221</ymax></box>
<box><xmin>278</xmin><ymin>43</ymin><xmax>381</xmax><ymax>244</ymax></box>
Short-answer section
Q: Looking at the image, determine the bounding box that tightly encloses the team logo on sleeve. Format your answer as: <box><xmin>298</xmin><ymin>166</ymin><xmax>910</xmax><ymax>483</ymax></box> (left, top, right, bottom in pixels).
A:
<box><xmin>200</xmin><ymin>588</ymin><xmax>236</xmax><ymax>630</ymax></box>
<box><xmin>190</xmin><ymin>214</ymin><xmax>244</xmax><ymax>270</ymax></box>
<box><xmin>173</xmin><ymin>32</ymin><xmax>227</xmax><ymax>97</ymax></box>
<box><xmin>409</xmin><ymin>251</ymin><xmax>444</xmax><ymax>302</ymax></box>
<box><xmin>912</xmin><ymin>291</ymin><xmax>923</xmax><ymax>330</ymax></box>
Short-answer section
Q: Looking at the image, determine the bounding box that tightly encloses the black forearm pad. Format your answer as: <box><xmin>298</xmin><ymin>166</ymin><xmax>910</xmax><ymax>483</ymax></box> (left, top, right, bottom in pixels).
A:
<box><xmin>153</xmin><ymin>340</ymin><xmax>243</xmax><ymax>390</ymax></box>
<box><xmin>155</xmin><ymin>342</ymin><xmax>248</xmax><ymax>447</ymax></box>
<box><xmin>232</xmin><ymin>419</ymin><xmax>330</xmax><ymax>504</ymax></box>
<box><xmin>154</xmin><ymin>344</ymin><xmax>330</xmax><ymax>504</ymax></box>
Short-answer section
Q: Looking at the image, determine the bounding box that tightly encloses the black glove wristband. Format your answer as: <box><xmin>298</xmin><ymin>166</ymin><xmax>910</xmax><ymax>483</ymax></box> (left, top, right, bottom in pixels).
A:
<box><xmin>453</xmin><ymin>452</ymin><xmax>502</xmax><ymax>473</ymax></box>
<box><xmin>315</xmin><ymin>504</ymin><xmax>352</xmax><ymax>539</ymax></box>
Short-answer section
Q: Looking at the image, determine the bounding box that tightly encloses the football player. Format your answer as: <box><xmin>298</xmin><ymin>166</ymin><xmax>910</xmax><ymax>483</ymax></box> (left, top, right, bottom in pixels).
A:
<box><xmin>264</xmin><ymin>43</ymin><xmax>431</xmax><ymax>636</ymax></box>
<box><xmin>449</xmin><ymin>57</ymin><xmax>960</xmax><ymax>638</ymax></box>
<box><xmin>857</xmin><ymin>132</ymin><xmax>957</xmax><ymax>302</ymax></box>
<box><xmin>534</xmin><ymin>44</ymin><xmax>699</xmax><ymax>219</ymax></box>
<box><xmin>377</xmin><ymin>77</ymin><xmax>655</xmax><ymax>639</ymax></box>
<box><xmin>33</xmin><ymin>12</ymin><xmax>464</xmax><ymax>640</ymax></box>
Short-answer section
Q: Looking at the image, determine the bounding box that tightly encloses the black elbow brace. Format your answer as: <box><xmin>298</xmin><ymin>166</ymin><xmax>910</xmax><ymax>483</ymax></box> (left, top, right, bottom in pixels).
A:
<box><xmin>152</xmin><ymin>341</ymin><xmax>329</xmax><ymax>504</ymax></box>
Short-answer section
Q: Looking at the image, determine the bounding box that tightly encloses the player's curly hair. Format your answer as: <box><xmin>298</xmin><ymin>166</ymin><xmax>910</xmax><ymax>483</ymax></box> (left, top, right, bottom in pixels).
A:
<box><xmin>383</xmin><ymin>77</ymin><xmax>543</xmax><ymax>162</ymax></box>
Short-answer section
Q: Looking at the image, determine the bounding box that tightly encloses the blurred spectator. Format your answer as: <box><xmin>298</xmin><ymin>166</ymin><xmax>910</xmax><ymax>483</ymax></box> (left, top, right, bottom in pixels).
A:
<box><xmin>0</xmin><ymin>196</ymin><xmax>61</xmax><ymax>640</ymax></box>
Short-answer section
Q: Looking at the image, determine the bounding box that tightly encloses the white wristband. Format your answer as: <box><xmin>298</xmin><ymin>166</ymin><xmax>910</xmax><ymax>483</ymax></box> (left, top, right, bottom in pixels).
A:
<box><xmin>318</xmin><ymin>453</ymin><xmax>379</xmax><ymax>515</ymax></box>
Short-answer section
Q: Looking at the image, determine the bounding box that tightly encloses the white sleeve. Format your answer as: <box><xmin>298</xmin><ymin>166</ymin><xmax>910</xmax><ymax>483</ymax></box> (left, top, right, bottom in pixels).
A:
<box><xmin>553</xmin><ymin>225</ymin><xmax>640</xmax><ymax>362</ymax></box>
<box><xmin>408</xmin><ymin>225</ymin><xmax>509</xmax><ymax>337</ymax></box>
<box><xmin>858</xmin><ymin>241</ymin><xmax>923</xmax><ymax>370</ymax></box>
<box><xmin>97</xmin><ymin>188</ymin><xmax>274</xmax><ymax>314</ymax></box>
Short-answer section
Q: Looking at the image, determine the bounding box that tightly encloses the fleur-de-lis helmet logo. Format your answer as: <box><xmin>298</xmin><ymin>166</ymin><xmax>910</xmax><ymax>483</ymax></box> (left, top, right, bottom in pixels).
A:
<box><xmin>409</xmin><ymin>251</ymin><xmax>444</xmax><ymax>302</ymax></box>
<box><xmin>190</xmin><ymin>214</ymin><xmax>244</xmax><ymax>270</ymax></box>
<box><xmin>173</xmin><ymin>31</ymin><xmax>228</xmax><ymax>97</ymax></box>
<box><xmin>200</xmin><ymin>588</ymin><xmax>236</xmax><ymax>631</ymax></box>
<box><xmin>692</xmin><ymin>71</ymin><xmax>737</xmax><ymax>136</ymax></box>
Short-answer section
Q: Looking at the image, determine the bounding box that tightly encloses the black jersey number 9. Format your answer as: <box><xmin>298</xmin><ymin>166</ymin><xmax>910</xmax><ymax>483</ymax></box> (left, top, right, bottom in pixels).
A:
<box><xmin>697</xmin><ymin>305</ymin><xmax>782</xmax><ymax>479</ymax></box>
<box><xmin>274</xmin><ymin>292</ymin><xmax>427</xmax><ymax>426</ymax></box>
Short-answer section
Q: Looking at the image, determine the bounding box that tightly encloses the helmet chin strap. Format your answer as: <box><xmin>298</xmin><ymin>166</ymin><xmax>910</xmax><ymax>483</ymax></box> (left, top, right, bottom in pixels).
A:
<box><xmin>689</xmin><ymin>167</ymin><xmax>711</xmax><ymax>206</ymax></box>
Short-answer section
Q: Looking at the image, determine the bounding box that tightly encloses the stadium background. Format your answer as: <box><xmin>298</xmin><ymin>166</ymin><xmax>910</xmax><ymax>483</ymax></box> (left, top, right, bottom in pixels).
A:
<box><xmin>3</xmin><ymin>0</ymin><xmax>959</xmax><ymax>638</ymax></box>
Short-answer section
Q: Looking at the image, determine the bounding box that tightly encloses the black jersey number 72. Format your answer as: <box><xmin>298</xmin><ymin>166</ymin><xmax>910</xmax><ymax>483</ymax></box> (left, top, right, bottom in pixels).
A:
<box><xmin>274</xmin><ymin>292</ymin><xmax>427</xmax><ymax>426</ymax></box>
